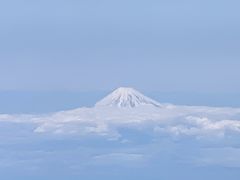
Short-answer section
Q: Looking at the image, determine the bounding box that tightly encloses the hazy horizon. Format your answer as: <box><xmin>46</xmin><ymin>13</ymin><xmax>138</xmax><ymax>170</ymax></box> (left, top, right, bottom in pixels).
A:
<box><xmin>0</xmin><ymin>90</ymin><xmax>240</xmax><ymax>114</ymax></box>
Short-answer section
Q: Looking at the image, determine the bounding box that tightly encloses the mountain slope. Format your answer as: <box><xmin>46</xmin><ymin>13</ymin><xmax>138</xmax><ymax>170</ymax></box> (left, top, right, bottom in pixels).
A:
<box><xmin>95</xmin><ymin>87</ymin><xmax>161</xmax><ymax>108</ymax></box>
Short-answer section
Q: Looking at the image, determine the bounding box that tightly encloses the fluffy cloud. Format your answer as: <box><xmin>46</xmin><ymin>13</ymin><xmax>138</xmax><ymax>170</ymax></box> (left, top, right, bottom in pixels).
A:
<box><xmin>1</xmin><ymin>105</ymin><xmax>240</xmax><ymax>179</ymax></box>
<box><xmin>1</xmin><ymin>105</ymin><xmax>240</xmax><ymax>140</ymax></box>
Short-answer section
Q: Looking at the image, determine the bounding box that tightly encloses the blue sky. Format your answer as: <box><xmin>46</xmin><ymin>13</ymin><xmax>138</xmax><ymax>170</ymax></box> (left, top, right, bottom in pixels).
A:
<box><xmin>0</xmin><ymin>0</ymin><xmax>240</xmax><ymax>93</ymax></box>
<box><xmin>1</xmin><ymin>1</ymin><xmax>240</xmax><ymax>180</ymax></box>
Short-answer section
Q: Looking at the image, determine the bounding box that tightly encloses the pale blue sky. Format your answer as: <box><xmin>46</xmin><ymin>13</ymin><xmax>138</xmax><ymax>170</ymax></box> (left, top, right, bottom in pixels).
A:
<box><xmin>1</xmin><ymin>1</ymin><xmax>240</xmax><ymax>180</ymax></box>
<box><xmin>0</xmin><ymin>0</ymin><xmax>240</xmax><ymax>94</ymax></box>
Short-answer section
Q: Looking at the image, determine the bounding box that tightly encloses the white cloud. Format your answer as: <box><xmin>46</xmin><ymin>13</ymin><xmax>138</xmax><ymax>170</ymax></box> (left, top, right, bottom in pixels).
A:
<box><xmin>1</xmin><ymin>104</ymin><xmax>240</xmax><ymax>140</ymax></box>
<box><xmin>1</xmin><ymin>105</ymin><xmax>240</xmax><ymax>172</ymax></box>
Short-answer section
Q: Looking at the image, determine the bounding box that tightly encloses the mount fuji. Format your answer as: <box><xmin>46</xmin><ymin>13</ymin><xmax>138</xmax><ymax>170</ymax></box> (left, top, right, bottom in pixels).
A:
<box><xmin>95</xmin><ymin>87</ymin><xmax>162</xmax><ymax>108</ymax></box>
<box><xmin>36</xmin><ymin>87</ymin><xmax>166</xmax><ymax>123</ymax></box>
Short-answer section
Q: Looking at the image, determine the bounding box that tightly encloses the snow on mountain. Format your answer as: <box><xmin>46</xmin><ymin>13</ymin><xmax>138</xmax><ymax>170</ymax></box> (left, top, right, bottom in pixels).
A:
<box><xmin>95</xmin><ymin>87</ymin><xmax>161</xmax><ymax>108</ymax></box>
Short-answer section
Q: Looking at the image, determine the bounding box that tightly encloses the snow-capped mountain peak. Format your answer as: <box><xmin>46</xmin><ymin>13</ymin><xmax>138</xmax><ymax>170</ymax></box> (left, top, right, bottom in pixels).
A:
<box><xmin>95</xmin><ymin>87</ymin><xmax>161</xmax><ymax>108</ymax></box>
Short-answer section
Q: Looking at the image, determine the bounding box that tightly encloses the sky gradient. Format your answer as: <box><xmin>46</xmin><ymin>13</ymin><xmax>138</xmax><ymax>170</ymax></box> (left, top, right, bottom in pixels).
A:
<box><xmin>0</xmin><ymin>0</ymin><xmax>240</xmax><ymax>93</ymax></box>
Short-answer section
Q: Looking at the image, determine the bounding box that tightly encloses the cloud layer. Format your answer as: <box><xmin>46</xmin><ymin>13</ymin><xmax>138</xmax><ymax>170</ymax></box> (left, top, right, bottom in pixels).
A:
<box><xmin>1</xmin><ymin>104</ymin><xmax>240</xmax><ymax>180</ymax></box>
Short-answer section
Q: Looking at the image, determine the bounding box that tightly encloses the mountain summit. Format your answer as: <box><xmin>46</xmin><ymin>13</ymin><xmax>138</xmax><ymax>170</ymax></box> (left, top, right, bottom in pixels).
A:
<box><xmin>95</xmin><ymin>87</ymin><xmax>161</xmax><ymax>108</ymax></box>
